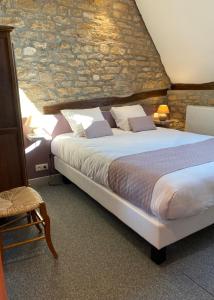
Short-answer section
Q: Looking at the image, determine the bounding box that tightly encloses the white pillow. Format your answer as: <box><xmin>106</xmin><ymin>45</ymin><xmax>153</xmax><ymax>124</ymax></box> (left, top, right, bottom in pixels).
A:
<box><xmin>61</xmin><ymin>107</ymin><xmax>105</xmax><ymax>136</ymax></box>
<box><xmin>110</xmin><ymin>105</ymin><xmax>146</xmax><ymax>131</ymax></box>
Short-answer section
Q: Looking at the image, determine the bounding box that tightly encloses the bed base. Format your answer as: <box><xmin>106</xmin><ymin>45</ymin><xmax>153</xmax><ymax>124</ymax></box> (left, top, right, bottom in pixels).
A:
<box><xmin>62</xmin><ymin>173</ymin><xmax>167</xmax><ymax>264</ymax></box>
<box><xmin>151</xmin><ymin>246</ymin><xmax>166</xmax><ymax>264</ymax></box>
<box><xmin>55</xmin><ymin>156</ymin><xmax>214</xmax><ymax>264</ymax></box>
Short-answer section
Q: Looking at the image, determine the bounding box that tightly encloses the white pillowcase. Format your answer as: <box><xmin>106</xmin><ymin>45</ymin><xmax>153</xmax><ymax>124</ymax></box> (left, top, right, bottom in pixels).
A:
<box><xmin>61</xmin><ymin>107</ymin><xmax>105</xmax><ymax>136</ymax></box>
<box><xmin>110</xmin><ymin>105</ymin><xmax>146</xmax><ymax>131</ymax></box>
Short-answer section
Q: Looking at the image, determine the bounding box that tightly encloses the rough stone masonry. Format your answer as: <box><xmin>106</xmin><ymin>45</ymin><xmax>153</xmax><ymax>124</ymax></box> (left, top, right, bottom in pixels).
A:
<box><xmin>0</xmin><ymin>0</ymin><xmax>170</xmax><ymax>112</ymax></box>
<box><xmin>168</xmin><ymin>90</ymin><xmax>214</xmax><ymax>129</ymax></box>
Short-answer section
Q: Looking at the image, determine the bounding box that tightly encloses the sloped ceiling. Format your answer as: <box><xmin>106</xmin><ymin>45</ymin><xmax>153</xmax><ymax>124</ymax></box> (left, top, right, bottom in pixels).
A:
<box><xmin>136</xmin><ymin>0</ymin><xmax>214</xmax><ymax>83</ymax></box>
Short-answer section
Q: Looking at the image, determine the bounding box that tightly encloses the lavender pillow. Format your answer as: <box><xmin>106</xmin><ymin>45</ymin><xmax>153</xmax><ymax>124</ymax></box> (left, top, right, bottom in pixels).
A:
<box><xmin>84</xmin><ymin>120</ymin><xmax>113</xmax><ymax>139</ymax></box>
<box><xmin>129</xmin><ymin>116</ymin><xmax>156</xmax><ymax>132</ymax></box>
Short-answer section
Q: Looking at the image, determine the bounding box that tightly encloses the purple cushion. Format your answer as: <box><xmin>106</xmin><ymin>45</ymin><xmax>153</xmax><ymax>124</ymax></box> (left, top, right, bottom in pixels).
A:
<box><xmin>48</xmin><ymin>111</ymin><xmax>115</xmax><ymax>139</ymax></box>
<box><xmin>84</xmin><ymin>120</ymin><xmax>113</xmax><ymax>139</ymax></box>
<box><xmin>128</xmin><ymin>116</ymin><xmax>156</xmax><ymax>132</ymax></box>
<box><xmin>101</xmin><ymin>111</ymin><xmax>117</xmax><ymax>128</ymax></box>
<box><xmin>51</xmin><ymin>114</ymin><xmax>71</xmax><ymax>138</ymax></box>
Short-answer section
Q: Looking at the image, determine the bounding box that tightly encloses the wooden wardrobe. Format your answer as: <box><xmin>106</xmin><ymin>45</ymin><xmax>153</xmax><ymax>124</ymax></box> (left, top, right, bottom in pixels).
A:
<box><xmin>0</xmin><ymin>25</ymin><xmax>27</xmax><ymax>192</ymax></box>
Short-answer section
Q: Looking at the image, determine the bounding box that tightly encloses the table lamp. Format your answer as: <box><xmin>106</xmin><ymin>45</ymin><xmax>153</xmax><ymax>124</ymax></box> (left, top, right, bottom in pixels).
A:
<box><xmin>157</xmin><ymin>105</ymin><xmax>169</xmax><ymax>121</ymax></box>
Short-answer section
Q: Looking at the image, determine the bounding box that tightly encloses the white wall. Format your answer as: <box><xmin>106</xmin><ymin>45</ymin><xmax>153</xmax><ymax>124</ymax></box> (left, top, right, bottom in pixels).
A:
<box><xmin>136</xmin><ymin>0</ymin><xmax>214</xmax><ymax>83</ymax></box>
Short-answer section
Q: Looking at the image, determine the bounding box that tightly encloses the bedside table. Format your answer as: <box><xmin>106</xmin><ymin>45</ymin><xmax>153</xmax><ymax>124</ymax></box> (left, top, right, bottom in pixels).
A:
<box><xmin>154</xmin><ymin>119</ymin><xmax>174</xmax><ymax>128</ymax></box>
<box><xmin>25</xmin><ymin>134</ymin><xmax>54</xmax><ymax>179</ymax></box>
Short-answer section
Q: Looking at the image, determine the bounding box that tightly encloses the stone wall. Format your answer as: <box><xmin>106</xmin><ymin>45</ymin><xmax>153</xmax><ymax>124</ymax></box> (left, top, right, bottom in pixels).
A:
<box><xmin>168</xmin><ymin>90</ymin><xmax>214</xmax><ymax>129</ymax></box>
<box><xmin>0</xmin><ymin>0</ymin><xmax>170</xmax><ymax>112</ymax></box>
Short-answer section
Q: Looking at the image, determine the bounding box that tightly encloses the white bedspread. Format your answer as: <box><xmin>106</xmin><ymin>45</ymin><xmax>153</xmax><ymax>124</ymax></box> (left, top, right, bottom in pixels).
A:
<box><xmin>51</xmin><ymin>128</ymin><xmax>214</xmax><ymax>220</ymax></box>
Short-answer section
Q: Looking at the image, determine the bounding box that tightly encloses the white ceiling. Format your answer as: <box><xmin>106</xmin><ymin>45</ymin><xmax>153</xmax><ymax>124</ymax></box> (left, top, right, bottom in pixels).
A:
<box><xmin>136</xmin><ymin>0</ymin><xmax>214</xmax><ymax>83</ymax></box>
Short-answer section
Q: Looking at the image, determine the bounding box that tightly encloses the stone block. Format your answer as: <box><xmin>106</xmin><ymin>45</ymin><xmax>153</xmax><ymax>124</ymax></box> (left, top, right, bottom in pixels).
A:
<box><xmin>83</xmin><ymin>12</ymin><xmax>95</xmax><ymax>19</ymax></box>
<box><xmin>23</xmin><ymin>47</ymin><xmax>36</xmax><ymax>56</ymax></box>
<box><xmin>105</xmin><ymin>67</ymin><xmax>121</xmax><ymax>74</ymax></box>
<box><xmin>93</xmin><ymin>75</ymin><xmax>100</xmax><ymax>81</ymax></box>
<box><xmin>82</xmin><ymin>87</ymin><xmax>102</xmax><ymax>94</ymax></box>
<box><xmin>111</xmin><ymin>46</ymin><xmax>126</xmax><ymax>56</ymax></box>
<box><xmin>31</xmin><ymin>20</ymin><xmax>55</xmax><ymax>31</ymax></box>
<box><xmin>208</xmin><ymin>99</ymin><xmax>214</xmax><ymax>105</ymax></box>
<box><xmin>2</xmin><ymin>17</ymin><xmax>24</xmax><ymax>27</ymax></box>
<box><xmin>113</xmin><ymin>3</ymin><xmax>129</xmax><ymax>12</ymax></box>
<box><xmin>100</xmin><ymin>44</ymin><xmax>110</xmax><ymax>55</ymax></box>
<box><xmin>57</xmin><ymin>87</ymin><xmax>79</xmax><ymax>97</ymax></box>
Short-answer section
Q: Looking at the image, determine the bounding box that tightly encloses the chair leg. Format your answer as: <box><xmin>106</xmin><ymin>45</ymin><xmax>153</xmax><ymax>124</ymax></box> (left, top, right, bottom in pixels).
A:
<box><xmin>39</xmin><ymin>203</ymin><xmax>58</xmax><ymax>259</ymax></box>
<box><xmin>31</xmin><ymin>210</ymin><xmax>42</xmax><ymax>233</ymax></box>
<box><xmin>27</xmin><ymin>212</ymin><xmax>31</xmax><ymax>224</ymax></box>
<box><xmin>0</xmin><ymin>233</ymin><xmax>3</xmax><ymax>261</ymax></box>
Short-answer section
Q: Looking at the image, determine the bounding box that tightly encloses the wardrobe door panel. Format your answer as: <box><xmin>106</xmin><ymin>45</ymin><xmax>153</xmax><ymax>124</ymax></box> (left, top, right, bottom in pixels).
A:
<box><xmin>0</xmin><ymin>26</ymin><xmax>27</xmax><ymax>191</ymax></box>
<box><xmin>0</xmin><ymin>132</ymin><xmax>24</xmax><ymax>191</ymax></box>
<box><xmin>0</xmin><ymin>35</ymin><xmax>17</xmax><ymax>128</ymax></box>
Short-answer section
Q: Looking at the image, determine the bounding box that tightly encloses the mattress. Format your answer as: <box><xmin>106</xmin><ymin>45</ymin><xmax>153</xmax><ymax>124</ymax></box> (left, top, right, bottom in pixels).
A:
<box><xmin>51</xmin><ymin>128</ymin><xmax>214</xmax><ymax>220</ymax></box>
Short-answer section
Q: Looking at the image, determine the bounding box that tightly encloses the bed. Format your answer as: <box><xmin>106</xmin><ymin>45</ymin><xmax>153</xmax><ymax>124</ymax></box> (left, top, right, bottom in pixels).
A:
<box><xmin>43</xmin><ymin>96</ymin><xmax>214</xmax><ymax>264</ymax></box>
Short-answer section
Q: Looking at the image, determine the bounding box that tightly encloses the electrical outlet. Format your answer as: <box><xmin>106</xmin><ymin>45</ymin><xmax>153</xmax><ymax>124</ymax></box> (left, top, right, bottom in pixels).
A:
<box><xmin>35</xmin><ymin>163</ymin><xmax>48</xmax><ymax>172</ymax></box>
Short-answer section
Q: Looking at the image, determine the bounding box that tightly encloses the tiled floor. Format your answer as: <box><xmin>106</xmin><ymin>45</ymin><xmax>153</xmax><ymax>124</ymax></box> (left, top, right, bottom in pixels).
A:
<box><xmin>4</xmin><ymin>182</ymin><xmax>214</xmax><ymax>299</ymax></box>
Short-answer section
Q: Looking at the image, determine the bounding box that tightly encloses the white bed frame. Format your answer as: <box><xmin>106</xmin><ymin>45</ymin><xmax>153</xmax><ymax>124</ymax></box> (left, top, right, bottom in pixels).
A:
<box><xmin>54</xmin><ymin>156</ymin><xmax>214</xmax><ymax>264</ymax></box>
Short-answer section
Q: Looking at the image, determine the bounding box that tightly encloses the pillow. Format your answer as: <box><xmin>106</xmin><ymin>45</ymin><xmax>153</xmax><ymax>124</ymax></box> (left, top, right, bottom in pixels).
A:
<box><xmin>129</xmin><ymin>116</ymin><xmax>156</xmax><ymax>132</ymax></box>
<box><xmin>101</xmin><ymin>111</ymin><xmax>117</xmax><ymax>128</ymax></box>
<box><xmin>84</xmin><ymin>120</ymin><xmax>113</xmax><ymax>139</ymax></box>
<box><xmin>110</xmin><ymin>105</ymin><xmax>146</xmax><ymax>131</ymax></box>
<box><xmin>51</xmin><ymin>114</ymin><xmax>71</xmax><ymax>138</ymax></box>
<box><xmin>61</xmin><ymin>107</ymin><xmax>105</xmax><ymax>136</ymax></box>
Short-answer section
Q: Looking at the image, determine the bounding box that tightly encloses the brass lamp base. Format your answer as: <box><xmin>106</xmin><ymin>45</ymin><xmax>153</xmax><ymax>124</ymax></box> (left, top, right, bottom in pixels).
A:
<box><xmin>159</xmin><ymin>113</ymin><xmax>167</xmax><ymax>121</ymax></box>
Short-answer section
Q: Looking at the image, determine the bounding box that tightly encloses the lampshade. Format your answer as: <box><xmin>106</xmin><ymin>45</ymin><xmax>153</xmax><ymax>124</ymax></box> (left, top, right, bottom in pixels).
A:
<box><xmin>157</xmin><ymin>105</ymin><xmax>169</xmax><ymax>114</ymax></box>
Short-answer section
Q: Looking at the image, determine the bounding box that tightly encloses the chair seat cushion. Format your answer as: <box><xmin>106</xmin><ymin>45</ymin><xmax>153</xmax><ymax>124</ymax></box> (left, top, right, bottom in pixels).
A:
<box><xmin>0</xmin><ymin>186</ymin><xmax>43</xmax><ymax>218</ymax></box>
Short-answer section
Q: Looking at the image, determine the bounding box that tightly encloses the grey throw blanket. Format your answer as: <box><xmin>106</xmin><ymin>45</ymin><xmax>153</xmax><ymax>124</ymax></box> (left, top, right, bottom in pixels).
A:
<box><xmin>108</xmin><ymin>138</ymin><xmax>214</xmax><ymax>214</ymax></box>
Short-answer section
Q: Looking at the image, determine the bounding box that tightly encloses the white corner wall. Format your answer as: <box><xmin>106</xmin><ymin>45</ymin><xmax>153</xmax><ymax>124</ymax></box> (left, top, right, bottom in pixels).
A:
<box><xmin>136</xmin><ymin>0</ymin><xmax>214</xmax><ymax>83</ymax></box>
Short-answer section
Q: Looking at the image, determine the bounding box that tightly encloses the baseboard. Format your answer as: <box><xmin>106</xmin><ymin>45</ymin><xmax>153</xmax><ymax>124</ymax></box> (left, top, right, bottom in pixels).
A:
<box><xmin>28</xmin><ymin>174</ymin><xmax>62</xmax><ymax>187</ymax></box>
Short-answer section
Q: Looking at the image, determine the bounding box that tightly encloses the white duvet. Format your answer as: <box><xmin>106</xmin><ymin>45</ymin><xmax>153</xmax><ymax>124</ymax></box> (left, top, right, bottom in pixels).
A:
<box><xmin>51</xmin><ymin>128</ymin><xmax>214</xmax><ymax>220</ymax></box>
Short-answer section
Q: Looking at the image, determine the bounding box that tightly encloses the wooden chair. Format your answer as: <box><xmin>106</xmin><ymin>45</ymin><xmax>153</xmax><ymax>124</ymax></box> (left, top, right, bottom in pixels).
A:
<box><xmin>0</xmin><ymin>186</ymin><xmax>58</xmax><ymax>260</ymax></box>
<box><xmin>0</xmin><ymin>254</ymin><xmax>7</xmax><ymax>300</ymax></box>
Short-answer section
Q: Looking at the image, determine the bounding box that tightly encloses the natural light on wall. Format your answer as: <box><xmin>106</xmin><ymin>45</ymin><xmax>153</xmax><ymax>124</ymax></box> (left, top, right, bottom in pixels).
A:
<box><xmin>19</xmin><ymin>88</ymin><xmax>41</xmax><ymax>119</ymax></box>
<box><xmin>19</xmin><ymin>88</ymin><xmax>57</xmax><ymax>140</ymax></box>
